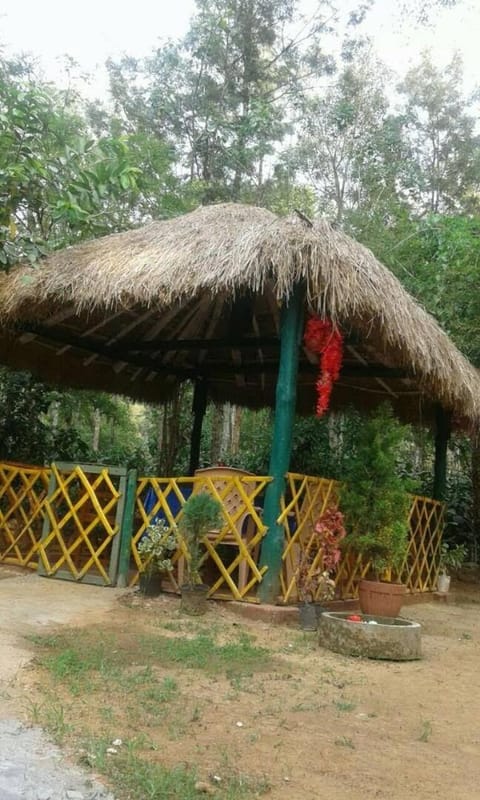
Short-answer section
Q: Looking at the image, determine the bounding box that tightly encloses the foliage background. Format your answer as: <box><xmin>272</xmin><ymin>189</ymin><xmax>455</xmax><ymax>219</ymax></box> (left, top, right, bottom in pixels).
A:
<box><xmin>0</xmin><ymin>0</ymin><xmax>478</xmax><ymax>555</ymax></box>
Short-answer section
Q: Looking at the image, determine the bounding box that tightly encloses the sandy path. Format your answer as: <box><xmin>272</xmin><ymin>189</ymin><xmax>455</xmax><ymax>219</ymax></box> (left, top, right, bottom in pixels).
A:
<box><xmin>0</xmin><ymin>570</ymin><xmax>125</xmax><ymax>800</ymax></box>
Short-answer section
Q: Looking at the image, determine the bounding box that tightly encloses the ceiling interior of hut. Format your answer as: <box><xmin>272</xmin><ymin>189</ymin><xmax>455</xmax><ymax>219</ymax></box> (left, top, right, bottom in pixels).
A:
<box><xmin>0</xmin><ymin>280</ymin><xmax>428</xmax><ymax>422</ymax></box>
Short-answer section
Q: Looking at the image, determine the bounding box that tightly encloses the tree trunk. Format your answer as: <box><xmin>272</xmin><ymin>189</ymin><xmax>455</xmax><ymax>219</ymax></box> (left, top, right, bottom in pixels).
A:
<box><xmin>231</xmin><ymin>406</ymin><xmax>242</xmax><ymax>455</ymax></box>
<box><xmin>220</xmin><ymin>403</ymin><xmax>232</xmax><ymax>461</ymax></box>
<box><xmin>210</xmin><ymin>404</ymin><xmax>223</xmax><ymax>464</ymax></box>
<box><xmin>92</xmin><ymin>407</ymin><xmax>101</xmax><ymax>453</ymax></box>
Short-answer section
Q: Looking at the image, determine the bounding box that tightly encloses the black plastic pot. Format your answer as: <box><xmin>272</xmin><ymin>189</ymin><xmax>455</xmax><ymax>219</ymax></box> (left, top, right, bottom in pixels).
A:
<box><xmin>298</xmin><ymin>602</ymin><xmax>317</xmax><ymax>631</ymax></box>
<box><xmin>139</xmin><ymin>572</ymin><xmax>163</xmax><ymax>597</ymax></box>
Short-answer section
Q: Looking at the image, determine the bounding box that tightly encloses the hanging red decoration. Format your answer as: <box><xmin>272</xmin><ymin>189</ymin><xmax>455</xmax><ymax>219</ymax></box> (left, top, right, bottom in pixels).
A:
<box><xmin>304</xmin><ymin>316</ymin><xmax>343</xmax><ymax>416</ymax></box>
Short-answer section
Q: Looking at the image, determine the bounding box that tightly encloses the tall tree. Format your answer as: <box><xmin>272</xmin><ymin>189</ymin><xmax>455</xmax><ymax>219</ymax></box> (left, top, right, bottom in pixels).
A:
<box><xmin>0</xmin><ymin>53</ymin><xmax>145</xmax><ymax>268</ymax></box>
<box><xmin>292</xmin><ymin>42</ymin><xmax>404</xmax><ymax>225</ymax></box>
<box><xmin>398</xmin><ymin>53</ymin><xmax>480</xmax><ymax>215</ymax></box>
<box><xmin>108</xmin><ymin>0</ymin><xmax>336</xmax><ymax>205</ymax></box>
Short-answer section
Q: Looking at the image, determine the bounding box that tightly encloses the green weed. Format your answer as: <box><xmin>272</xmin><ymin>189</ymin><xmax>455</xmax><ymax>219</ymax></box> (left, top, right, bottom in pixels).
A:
<box><xmin>334</xmin><ymin>699</ymin><xmax>357</xmax><ymax>713</ymax></box>
<box><xmin>419</xmin><ymin>720</ymin><xmax>433</xmax><ymax>742</ymax></box>
<box><xmin>335</xmin><ymin>736</ymin><xmax>355</xmax><ymax>749</ymax></box>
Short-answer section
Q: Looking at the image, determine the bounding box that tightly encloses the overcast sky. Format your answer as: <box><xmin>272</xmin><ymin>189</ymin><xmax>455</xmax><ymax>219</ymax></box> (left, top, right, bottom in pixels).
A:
<box><xmin>1</xmin><ymin>0</ymin><xmax>479</xmax><ymax>97</ymax></box>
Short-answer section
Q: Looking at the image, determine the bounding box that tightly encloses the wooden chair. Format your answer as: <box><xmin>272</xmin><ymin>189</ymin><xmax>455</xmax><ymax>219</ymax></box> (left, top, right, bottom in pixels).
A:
<box><xmin>187</xmin><ymin>466</ymin><xmax>262</xmax><ymax>593</ymax></box>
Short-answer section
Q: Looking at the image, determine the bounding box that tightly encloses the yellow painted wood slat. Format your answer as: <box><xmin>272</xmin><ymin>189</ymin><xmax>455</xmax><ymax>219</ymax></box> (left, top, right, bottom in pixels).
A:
<box><xmin>37</xmin><ymin>464</ymin><xmax>123</xmax><ymax>584</ymax></box>
<box><xmin>0</xmin><ymin>463</ymin><xmax>50</xmax><ymax>568</ymax></box>
<box><xmin>131</xmin><ymin>477</ymin><xmax>193</xmax><ymax>588</ymax></box>
<box><xmin>279</xmin><ymin>483</ymin><xmax>445</xmax><ymax>603</ymax></box>
<box><xmin>279</xmin><ymin>473</ymin><xmax>339</xmax><ymax>603</ymax></box>
<box><xmin>132</xmin><ymin>475</ymin><xmax>271</xmax><ymax>599</ymax></box>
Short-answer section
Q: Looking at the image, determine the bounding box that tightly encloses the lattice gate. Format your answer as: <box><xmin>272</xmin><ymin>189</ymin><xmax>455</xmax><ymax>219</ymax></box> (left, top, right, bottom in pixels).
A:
<box><xmin>0</xmin><ymin>461</ymin><xmax>50</xmax><ymax>569</ymax></box>
<box><xmin>37</xmin><ymin>463</ymin><xmax>127</xmax><ymax>586</ymax></box>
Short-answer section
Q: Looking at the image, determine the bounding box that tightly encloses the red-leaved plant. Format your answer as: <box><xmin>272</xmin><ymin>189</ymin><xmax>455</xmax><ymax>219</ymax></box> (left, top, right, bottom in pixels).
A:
<box><xmin>296</xmin><ymin>506</ymin><xmax>346</xmax><ymax>603</ymax></box>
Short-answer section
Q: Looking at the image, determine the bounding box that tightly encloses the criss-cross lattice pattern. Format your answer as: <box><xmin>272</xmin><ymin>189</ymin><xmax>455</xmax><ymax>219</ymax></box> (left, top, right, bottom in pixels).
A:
<box><xmin>0</xmin><ymin>462</ymin><xmax>50</xmax><ymax>568</ymax></box>
<box><xmin>279</xmin><ymin>472</ymin><xmax>339</xmax><ymax>603</ymax></box>
<box><xmin>133</xmin><ymin>472</ymin><xmax>271</xmax><ymax>601</ymax></box>
<box><xmin>280</xmin><ymin>474</ymin><xmax>445</xmax><ymax>602</ymax></box>
<box><xmin>0</xmin><ymin>460</ymin><xmax>444</xmax><ymax>599</ymax></box>
<box><xmin>37</xmin><ymin>463</ymin><xmax>126</xmax><ymax>585</ymax></box>
<box><xmin>400</xmin><ymin>495</ymin><xmax>444</xmax><ymax>591</ymax></box>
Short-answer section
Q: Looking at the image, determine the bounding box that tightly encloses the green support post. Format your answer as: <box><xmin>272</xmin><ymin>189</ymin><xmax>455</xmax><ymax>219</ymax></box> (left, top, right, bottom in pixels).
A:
<box><xmin>258</xmin><ymin>282</ymin><xmax>305</xmax><ymax>603</ymax></box>
<box><xmin>117</xmin><ymin>468</ymin><xmax>138</xmax><ymax>588</ymax></box>
<box><xmin>433</xmin><ymin>405</ymin><xmax>451</xmax><ymax>501</ymax></box>
<box><xmin>189</xmin><ymin>378</ymin><xmax>208</xmax><ymax>475</ymax></box>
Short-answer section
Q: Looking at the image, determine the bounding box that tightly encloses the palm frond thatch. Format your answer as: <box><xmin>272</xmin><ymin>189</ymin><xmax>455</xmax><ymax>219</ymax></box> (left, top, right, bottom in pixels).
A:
<box><xmin>0</xmin><ymin>203</ymin><xmax>478</xmax><ymax>424</ymax></box>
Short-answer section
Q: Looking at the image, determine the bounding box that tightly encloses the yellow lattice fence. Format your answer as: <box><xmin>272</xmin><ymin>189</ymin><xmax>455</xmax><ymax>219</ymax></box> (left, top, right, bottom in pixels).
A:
<box><xmin>0</xmin><ymin>462</ymin><xmax>51</xmax><ymax>568</ymax></box>
<box><xmin>279</xmin><ymin>475</ymin><xmax>445</xmax><ymax>602</ymax></box>
<box><xmin>335</xmin><ymin>495</ymin><xmax>445</xmax><ymax>598</ymax></box>
<box><xmin>37</xmin><ymin>463</ymin><xmax>127</xmax><ymax>585</ymax></box>
<box><xmin>132</xmin><ymin>472</ymin><xmax>272</xmax><ymax>601</ymax></box>
<box><xmin>401</xmin><ymin>495</ymin><xmax>444</xmax><ymax>592</ymax></box>
<box><xmin>279</xmin><ymin>472</ymin><xmax>339</xmax><ymax>603</ymax></box>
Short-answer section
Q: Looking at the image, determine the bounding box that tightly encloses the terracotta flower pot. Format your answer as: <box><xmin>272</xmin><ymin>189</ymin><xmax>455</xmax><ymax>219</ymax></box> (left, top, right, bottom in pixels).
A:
<box><xmin>358</xmin><ymin>579</ymin><xmax>406</xmax><ymax>617</ymax></box>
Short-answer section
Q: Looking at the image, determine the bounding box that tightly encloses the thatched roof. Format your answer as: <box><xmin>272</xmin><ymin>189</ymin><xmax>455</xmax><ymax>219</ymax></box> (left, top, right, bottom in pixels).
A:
<box><xmin>0</xmin><ymin>203</ymin><xmax>478</xmax><ymax>426</ymax></box>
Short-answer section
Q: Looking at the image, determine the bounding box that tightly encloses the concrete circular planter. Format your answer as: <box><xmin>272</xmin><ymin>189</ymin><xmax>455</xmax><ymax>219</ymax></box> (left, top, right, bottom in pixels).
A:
<box><xmin>318</xmin><ymin>611</ymin><xmax>421</xmax><ymax>661</ymax></box>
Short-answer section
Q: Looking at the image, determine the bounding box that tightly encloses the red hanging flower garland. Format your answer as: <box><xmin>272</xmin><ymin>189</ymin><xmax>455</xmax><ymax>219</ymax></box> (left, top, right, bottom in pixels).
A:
<box><xmin>304</xmin><ymin>316</ymin><xmax>343</xmax><ymax>416</ymax></box>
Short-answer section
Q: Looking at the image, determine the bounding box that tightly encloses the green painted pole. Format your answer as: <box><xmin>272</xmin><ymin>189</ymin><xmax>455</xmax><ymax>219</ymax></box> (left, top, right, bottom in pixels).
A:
<box><xmin>433</xmin><ymin>405</ymin><xmax>451</xmax><ymax>501</ymax></box>
<box><xmin>189</xmin><ymin>378</ymin><xmax>208</xmax><ymax>475</ymax></box>
<box><xmin>117</xmin><ymin>468</ymin><xmax>138</xmax><ymax>588</ymax></box>
<box><xmin>258</xmin><ymin>282</ymin><xmax>305</xmax><ymax>603</ymax></box>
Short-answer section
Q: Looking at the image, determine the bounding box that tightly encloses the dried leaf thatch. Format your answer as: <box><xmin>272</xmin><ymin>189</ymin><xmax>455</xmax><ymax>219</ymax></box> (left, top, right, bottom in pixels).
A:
<box><xmin>0</xmin><ymin>203</ymin><xmax>478</xmax><ymax>425</ymax></box>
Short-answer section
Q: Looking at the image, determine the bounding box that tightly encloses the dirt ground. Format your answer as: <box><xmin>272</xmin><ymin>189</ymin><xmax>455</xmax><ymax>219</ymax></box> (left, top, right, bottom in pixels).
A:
<box><xmin>0</xmin><ymin>569</ymin><xmax>125</xmax><ymax>715</ymax></box>
<box><xmin>2</xmin><ymin>569</ymin><xmax>480</xmax><ymax>799</ymax></box>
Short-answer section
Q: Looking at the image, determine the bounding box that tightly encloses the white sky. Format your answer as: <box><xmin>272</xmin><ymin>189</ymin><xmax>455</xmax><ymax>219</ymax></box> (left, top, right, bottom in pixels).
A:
<box><xmin>1</xmin><ymin>0</ymin><xmax>479</xmax><ymax>97</ymax></box>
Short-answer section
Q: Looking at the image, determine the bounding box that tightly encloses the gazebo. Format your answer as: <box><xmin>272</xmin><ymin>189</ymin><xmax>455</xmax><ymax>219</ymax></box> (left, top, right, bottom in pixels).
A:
<box><xmin>0</xmin><ymin>204</ymin><xmax>479</xmax><ymax>601</ymax></box>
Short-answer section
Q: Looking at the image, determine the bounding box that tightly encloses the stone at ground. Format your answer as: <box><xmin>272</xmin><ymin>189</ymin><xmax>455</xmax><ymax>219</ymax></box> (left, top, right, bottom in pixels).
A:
<box><xmin>0</xmin><ymin>720</ymin><xmax>115</xmax><ymax>800</ymax></box>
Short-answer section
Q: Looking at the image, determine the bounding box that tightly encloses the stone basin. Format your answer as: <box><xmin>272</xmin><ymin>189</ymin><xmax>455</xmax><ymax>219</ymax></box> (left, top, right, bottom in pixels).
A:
<box><xmin>318</xmin><ymin>611</ymin><xmax>422</xmax><ymax>661</ymax></box>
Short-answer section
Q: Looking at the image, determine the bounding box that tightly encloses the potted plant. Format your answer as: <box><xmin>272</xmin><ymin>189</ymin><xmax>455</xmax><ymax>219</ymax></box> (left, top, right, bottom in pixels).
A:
<box><xmin>137</xmin><ymin>521</ymin><xmax>178</xmax><ymax>596</ymax></box>
<box><xmin>340</xmin><ymin>404</ymin><xmax>414</xmax><ymax>617</ymax></box>
<box><xmin>179</xmin><ymin>492</ymin><xmax>222</xmax><ymax>615</ymax></box>
<box><xmin>296</xmin><ymin>506</ymin><xmax>345</xmax><ymax>630</ymax></box>
<box><xmin>437</xmin><ymin>542</ymin><xmax>467</xmax><ymax>593</ymax></box>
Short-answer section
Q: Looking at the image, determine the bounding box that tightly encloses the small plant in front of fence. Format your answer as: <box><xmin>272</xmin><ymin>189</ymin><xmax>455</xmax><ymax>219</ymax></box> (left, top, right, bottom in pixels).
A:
<box><xmin>137</xmin><ymin>521</ymin><xmax>177</xmax><ymax>596</ymax></box>
<box><xmin>297</xmin><ymin>506</ymin><xmax>345</xmax><ymax>631</ymax></box>
<box><xmin>179</xmin><ymin>493</ymin><xmax>222</xmax><ymax>615</ymax></box>
<box><xmin>437</xmin><ymin>541</ymin><xmax>467</xmax><ymax>593</ymax></box>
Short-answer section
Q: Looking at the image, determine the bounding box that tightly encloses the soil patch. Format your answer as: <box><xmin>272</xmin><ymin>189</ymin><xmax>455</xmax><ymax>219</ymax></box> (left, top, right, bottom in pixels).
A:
<box><xmin>13</xmin><ymin>587</ymin><xmax>480</xmax><ymax>800</ymax></box>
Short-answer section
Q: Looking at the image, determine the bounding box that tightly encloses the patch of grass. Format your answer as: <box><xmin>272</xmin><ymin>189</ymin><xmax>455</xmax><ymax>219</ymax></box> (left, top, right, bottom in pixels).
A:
<box><xmin>418</xmin><ymin>720</ymin><xmax>433</xmax><ymax>742</ymax></box>
<box><xmin>138</xmin><ymin>632</ymin><xmax>272</xmax><ymax>676</ymax></box>
<box><xmin>158</xmin><ymin>620</ymin><xmax>185</xmax><ymax>632</ymax></box>
<box><xmin>334</xmin><ymin>736</ymin><xmax>355</xmax><ymax>749</ymax></box>
<box><xmin>28</xmin><ymin>698</ymin><xmax>73</xmax><ymax>744</ymax></box>
<box><xmin>334</xmin><ymin>699</ymin><xmax>357</xmax><ymax>713</ymax></box>
<box><xmin>94</xmin><ymin>746</ymin><xmax>270</xmax><ymax>800</ymax></box>
<box><xmin>139</xmin><ymin>675</ymin><xmax>179</xmax><ymax>705</ymax></box>
<box><xmin>28</xmin><ymin>623</ymin><xmax>274</xmax><ymax>798</ymax></box>
<box><xmin>33</xmin><ymin>627</ymin><xmax>272</xmax><ymax>683</ymax></box>
<box><xmin>290</xmin><ymin>701</ymin><xmax>326</xmax><ymax>712</ymax></box>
